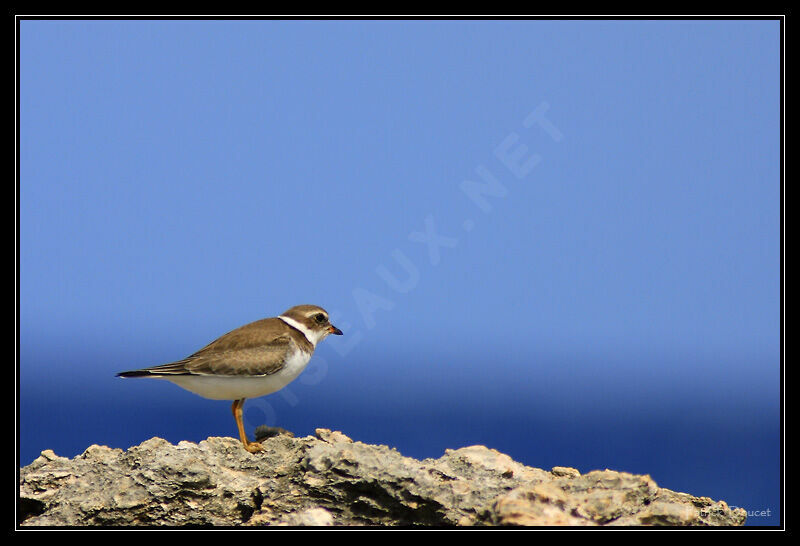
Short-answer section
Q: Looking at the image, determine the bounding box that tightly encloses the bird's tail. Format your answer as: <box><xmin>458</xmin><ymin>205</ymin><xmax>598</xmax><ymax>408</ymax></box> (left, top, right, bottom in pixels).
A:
<box><xmin>116</xmin><ymin>369</ymin><xmax>155</xmax><ymax>378</ymax></box>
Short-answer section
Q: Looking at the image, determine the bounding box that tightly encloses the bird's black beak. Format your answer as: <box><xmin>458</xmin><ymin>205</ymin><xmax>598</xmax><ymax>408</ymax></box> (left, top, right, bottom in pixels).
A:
<box><xmin>328</xmin><ymin>325</ymin><xmax>343</xmax><ymax>335</ymax></box>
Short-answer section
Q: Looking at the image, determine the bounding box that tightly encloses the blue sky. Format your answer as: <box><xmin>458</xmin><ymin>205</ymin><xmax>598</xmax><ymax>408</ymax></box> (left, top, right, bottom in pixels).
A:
<box><xmin>19</xmin><ymin>19</ymin><xmax>781</xmax><ymax>525</ymax></box>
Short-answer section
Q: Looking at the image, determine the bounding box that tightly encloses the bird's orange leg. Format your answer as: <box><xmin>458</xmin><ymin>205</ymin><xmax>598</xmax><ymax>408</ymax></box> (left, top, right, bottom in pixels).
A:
<box><xmin>231</xmin><ymin>399</ymin><xmax>262</xmax><ymax>453</ymax></box>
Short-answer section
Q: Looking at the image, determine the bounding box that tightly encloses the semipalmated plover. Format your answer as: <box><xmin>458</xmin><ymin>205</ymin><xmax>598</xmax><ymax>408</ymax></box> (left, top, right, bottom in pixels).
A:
<box><xmin>117</xmin><ymin>304</ymin><xmax>342</xmax><ymax>453</ymax></box>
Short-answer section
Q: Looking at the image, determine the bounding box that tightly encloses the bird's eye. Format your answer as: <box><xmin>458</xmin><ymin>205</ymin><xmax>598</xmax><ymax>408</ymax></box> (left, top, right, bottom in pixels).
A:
<box><xmin>315</xmin><ymin>314</ymin><xmax>326</xmax><ymax>324</ymax></box>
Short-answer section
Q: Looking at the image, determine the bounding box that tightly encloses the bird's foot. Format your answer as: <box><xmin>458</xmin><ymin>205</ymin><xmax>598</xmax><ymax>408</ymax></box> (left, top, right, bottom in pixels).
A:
<box><xmin>242</xmin><ymin>440</ymin><xmax>263</xmax><ymax>454</ymax></box>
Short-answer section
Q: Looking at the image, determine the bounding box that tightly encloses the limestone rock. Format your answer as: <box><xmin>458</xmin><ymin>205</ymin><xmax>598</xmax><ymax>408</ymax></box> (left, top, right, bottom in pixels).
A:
<box><xmin>18</xmin><ymin>429</ymin><xmax>746</xmax><ymax>527</ymax></box>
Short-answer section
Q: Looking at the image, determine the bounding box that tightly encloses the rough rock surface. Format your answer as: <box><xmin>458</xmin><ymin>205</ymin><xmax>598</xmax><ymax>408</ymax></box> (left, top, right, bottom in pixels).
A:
<box><xmin>19</xmin><ymin>429</ymin><xmax>746</xmax><ymax>527</ymax></box>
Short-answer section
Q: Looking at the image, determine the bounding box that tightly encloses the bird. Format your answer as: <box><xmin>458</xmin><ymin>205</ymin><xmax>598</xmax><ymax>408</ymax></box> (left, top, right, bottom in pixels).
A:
<box><xmin>117</xmin><ymin>304</ymin><xmax>343</xmax><ymax>453</ymax></box>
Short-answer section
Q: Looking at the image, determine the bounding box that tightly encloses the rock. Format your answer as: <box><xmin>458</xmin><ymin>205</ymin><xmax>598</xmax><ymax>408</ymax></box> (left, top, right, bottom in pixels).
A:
<box><xmin>274</xmin><ymin>507</ymin><xmax>334</xmax><ymax>526</ymax></box>
<box><xmin>18</xmin><ymin>433</ymin><xmax>747</xmax><ymax>527</ymax></box>
<box><xmin>314</xmin><ymin>428</ymin><xmax>353</xmax><ymax>444</ymax></box>
<box><xmin>490</xmin><ymin>483</ymin><xmax>588</xmax><ymax>526</ymax></box>
<box><xmin>551</xmin><ymin>466</ymin><xmax>580</xmax><ymax>478</ymax></box>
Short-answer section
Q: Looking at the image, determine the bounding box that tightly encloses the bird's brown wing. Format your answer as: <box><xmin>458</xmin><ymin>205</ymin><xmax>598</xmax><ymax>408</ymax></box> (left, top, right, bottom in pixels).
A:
<box><xmin>188</xmin><ymin>317</ymin><xmax>288</xmax><ymax>355</ymax></box>
<box><xmin>118</xmin><ymin>318</ymin><xmax>294</xmax><ymax>377</ymax></box>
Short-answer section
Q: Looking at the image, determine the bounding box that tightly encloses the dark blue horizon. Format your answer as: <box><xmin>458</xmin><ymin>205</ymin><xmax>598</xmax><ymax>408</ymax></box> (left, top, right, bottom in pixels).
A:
<box><xmin>20</xmin><ymin>339</ymin><xmax>781</xmax><ymax>526</ymax></box>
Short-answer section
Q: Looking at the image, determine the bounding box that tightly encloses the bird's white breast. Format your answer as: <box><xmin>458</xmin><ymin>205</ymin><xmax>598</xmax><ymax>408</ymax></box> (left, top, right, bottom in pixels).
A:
<box><xmin>160</xmin><ymin>348</ymin><xmax>312</xmax><ymax>401</ymax></box>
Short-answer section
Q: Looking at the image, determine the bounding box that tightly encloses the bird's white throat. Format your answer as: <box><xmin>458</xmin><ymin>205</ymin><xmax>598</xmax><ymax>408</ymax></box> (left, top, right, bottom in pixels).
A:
<box><xmin>278</xmin><ymin>315</ymin><xmax>325</xmax><ymax>347</ymax></box>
